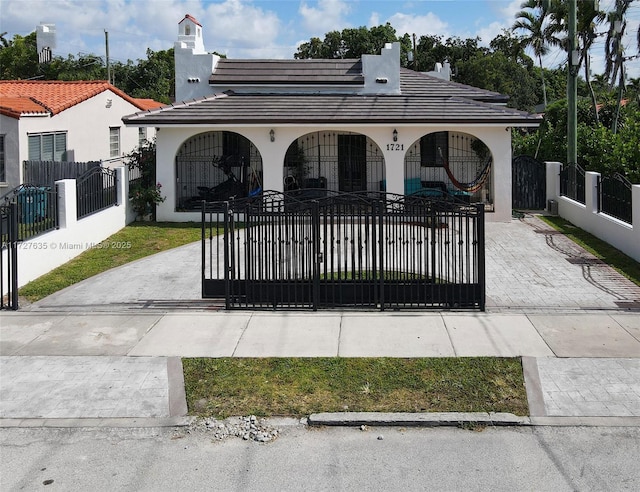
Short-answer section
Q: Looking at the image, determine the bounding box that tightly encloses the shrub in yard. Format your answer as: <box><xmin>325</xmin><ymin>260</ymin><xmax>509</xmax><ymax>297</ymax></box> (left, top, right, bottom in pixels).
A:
<box><xmin>125</xmin><ymin>139</ymin><xmax>165</xmax><ymax>219</ymax></box>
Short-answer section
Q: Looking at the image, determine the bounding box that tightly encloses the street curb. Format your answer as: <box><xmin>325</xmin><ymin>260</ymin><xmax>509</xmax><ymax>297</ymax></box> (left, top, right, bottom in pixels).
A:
<box><xmin>0</xmin><ymin>417</ymin><xmax>195</xmax><ymax>429</ymax></box>
<box><xmin>307</xmin><ymin>412</ymin><xmax>530</xmax><ymax>427</ymax></box>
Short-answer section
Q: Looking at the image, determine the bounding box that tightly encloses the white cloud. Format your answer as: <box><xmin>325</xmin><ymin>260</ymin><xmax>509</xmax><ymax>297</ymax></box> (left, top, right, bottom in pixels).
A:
<box><xmin>369</xmin><ymin>11</ymin><xmax>380</xmax><ymax>27</ymax></box>
<box><xmin>384</xmin><ymin>12</ymin><xmax>449</xmax><ymax>39</ymax></box>
<box><xmin>476</xmin><ymin>20</ymin><xmax>509</xmax><ymax>45</ymax></box>
<box><xmin>202</xmin><ymin>0</ymin><xmax>281</xmax><ymax>52</ymax></box>
<box><xmin>299</xmin><ymin>0</ymin><xmax>352</xmax><ymax>36</ymax></box>
<box><xmin>1</xmin><ymin>0</ymin><xmax>287</xmax><ymax>61</ymax></box>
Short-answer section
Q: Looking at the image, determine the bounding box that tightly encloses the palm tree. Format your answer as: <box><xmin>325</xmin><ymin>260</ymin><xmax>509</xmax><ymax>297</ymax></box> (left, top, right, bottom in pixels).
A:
<box><xmin>544</xmin><ymin>1</ymin><xmax>606</xmax><ymax>122</ymax></box>
<box><xmin>513</xmin><ymin>0</ymin><xmax>554</xmax><ymax>108</ymax></box>
<box><xmin>604</xmin><ymin>0</ymin><xmax>636</xmax><ymax>133</ymax></box>
<box><xmin>577</xmin><ymin>1</ymin><xmax>606</xmax><ymax>124</ymax></box>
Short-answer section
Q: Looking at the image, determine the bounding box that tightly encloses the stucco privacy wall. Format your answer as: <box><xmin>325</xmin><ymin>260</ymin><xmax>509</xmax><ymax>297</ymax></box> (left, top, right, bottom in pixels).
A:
<box><xmin>155</xmin><ymin>124</ymin><xmax>512</xmax><ymax>222</ymax></box>
<box><xmin>546</xmin><ymin>161</ymin><xmax>640</xmax><ymax>262</ymax></box>
<box><xmin>1</xmin><ymin>167</ymin><xmax>134</xmax><ymax>291</ymax></box>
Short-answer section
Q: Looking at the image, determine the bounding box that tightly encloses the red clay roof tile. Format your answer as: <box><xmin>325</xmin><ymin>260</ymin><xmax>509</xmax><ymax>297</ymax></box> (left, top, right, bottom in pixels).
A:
<box><xmin>179</xmin><ymin>14</ymin><xmax>201</xmax><ymax>26</ymax></box>
<box><xmin>0</xmin><ymin>80</ymin><xmax>164</xmax><ymax>119</ymax></box>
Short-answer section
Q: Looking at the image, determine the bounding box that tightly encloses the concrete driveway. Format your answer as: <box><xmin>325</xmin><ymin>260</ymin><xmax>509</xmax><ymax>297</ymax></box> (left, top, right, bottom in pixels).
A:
<box><xmin>24</xmin><ymin>214</ymin><xmax>640</xmax><ymax>313</ymax></box>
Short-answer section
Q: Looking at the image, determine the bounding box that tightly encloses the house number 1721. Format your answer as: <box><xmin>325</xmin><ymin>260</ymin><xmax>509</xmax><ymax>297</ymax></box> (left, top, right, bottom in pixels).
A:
<box><xmin>386</xmin><ymin>143</ymin><xmax>404</xmax><ymax>151</ymax></box>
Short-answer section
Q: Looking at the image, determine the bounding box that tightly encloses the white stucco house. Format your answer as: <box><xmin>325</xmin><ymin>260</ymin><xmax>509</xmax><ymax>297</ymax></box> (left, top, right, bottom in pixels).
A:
<box><xmin>0</xmin><ymin>80</ymin><xmax>163</xmax><ymax>193</ymax></box>
<box><xmin>123</xmin><ymin>14</ymin><xmax>541</xmax><ymax>222</ymax></box>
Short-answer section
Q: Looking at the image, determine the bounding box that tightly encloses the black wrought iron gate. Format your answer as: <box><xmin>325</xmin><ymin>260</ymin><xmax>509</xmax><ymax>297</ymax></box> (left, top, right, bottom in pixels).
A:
<box><xmin>1</xmin><ymin>202</ymin><xmax>19</xmax><ymax>310</ymax></box>
<box><xmin>512</xmin><ymin>155</ymin><xmax>546</xmax><ymax>210</ymax></box>
<box><xmin>202</xmin><ymin>191</ymin><xmax>485</xmax><ymax>311</ymax></box>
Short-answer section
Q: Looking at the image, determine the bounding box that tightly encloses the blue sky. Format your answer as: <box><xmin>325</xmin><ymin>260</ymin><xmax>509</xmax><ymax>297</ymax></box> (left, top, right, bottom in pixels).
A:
<box><xmin>1</xmin><ymin>0</ymin><xmax>638</xmax><ymax>77</ymax></box>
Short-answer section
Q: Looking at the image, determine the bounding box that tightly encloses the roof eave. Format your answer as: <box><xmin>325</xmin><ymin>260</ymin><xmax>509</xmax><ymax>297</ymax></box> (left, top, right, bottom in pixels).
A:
<box><xmin>125</xmin><ymin>117</ymin><xmax>540</xmax><ymax>126</ymax></box>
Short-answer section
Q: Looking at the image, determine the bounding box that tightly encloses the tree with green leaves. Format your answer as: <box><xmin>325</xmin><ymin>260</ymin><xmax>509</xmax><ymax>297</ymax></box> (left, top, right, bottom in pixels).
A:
<box><xmin>575</xmin><ymin>0</ymin><xmax>606</xmax><ymax>123</ymax></box>
<box><xmin>295</xmin><ymin>24</ymin><xmax>399</xmax><ymax>60</ymax></box>
<box><xmin>0</xmin><ymin>32</ymin><xmax>39</xmax><ymax>79</ymax></box>
<box><xmin>512</xmin><ymin>0</ymin><xmax>554</xmax><ymax>108</ymax></box>
<box><xmin>605</xmin><ymin>0</ymin><xmax>639</xmax><ymax>133</ymax></box>
<box><xmin>114</xmin><ymin>48</ymin><xmax>175</xmax><ymax>104</ymax></box>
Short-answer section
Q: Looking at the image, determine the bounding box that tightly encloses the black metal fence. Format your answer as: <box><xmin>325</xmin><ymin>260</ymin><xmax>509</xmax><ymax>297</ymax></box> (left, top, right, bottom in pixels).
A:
<box><xmin>76</xmin><ymin>167</ymin><xmax>117</xmax><ymax>219</ymax></box>
<box><xmin>598</xmin><ymin>173</ymin><xmax>632</xmax><ymax>224</ymax></box>
<box><xmin>512</xmin><ymin>155</ymin><xmax>546</xmax><ymax>210</ymax></box>
<box><xmin>23</xmin><ymin>160</ymin><xmax>101</xmax><ymax>189</ymax></box>
<box><xmin>202</xmin><ymin>191</ymin><xmax>485</xmax><ymax>311</ymax></box>
<box><xmin>128</xmin><ymin>164</ymin><xmax>143</xmax><ymax>190</ymax></box>
<box><xmin>1</xmin><ymin>202</ymin><xmax>19</xmax><ymax>310</ymax></box>
<box><xmin>1</xmin><ymin>184</ymin><xmax>59</xmax><ymax>241</ymax></box>
<box><xmin>560</xmin><ymin>163</ymin><xmax>585</xmax><ymax>204</ymax></box>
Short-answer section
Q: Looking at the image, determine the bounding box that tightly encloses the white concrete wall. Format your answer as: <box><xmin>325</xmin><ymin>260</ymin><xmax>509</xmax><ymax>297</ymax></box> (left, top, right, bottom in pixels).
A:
<box><xmin>174</xmin><ymin>46</ymin><xmax>218</xmax><ymax>102</ymax></box>
<box><xmin>1</xmin><ymin>167</ymin><xmax>135</xmax><ymax>290</ymax></box>
<box><xmin>174</xmin><ymin>15</ymin><xmax>219</xmax><ymax>102</ymax></box>
<box><xmin>362</xmin><ymin>43</ymin><xmax>401</xmax><ymax>94</ymax></box>
<box><xmin>546</xmin><ymin>161</ymin><xmax>640</xmax><ymax>262</ymax></box>
<box><xmin>156</xmin><ymin>124</ymin><xmax>513</xmax><ymax>222</ymax></box>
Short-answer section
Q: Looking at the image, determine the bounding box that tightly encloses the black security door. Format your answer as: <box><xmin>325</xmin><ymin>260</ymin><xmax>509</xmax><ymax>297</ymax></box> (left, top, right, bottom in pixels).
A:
<box><xmin>338</xmin><ymin>134</ymin><xmax>367</xmax><ymax>192</ymax></box>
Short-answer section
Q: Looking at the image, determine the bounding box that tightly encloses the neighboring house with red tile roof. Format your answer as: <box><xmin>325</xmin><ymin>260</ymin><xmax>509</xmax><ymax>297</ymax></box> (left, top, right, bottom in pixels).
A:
<box><xmin>123</xmin><ymin>15</ymin><xmax>540</xmax><ymax>222</ymax></box>
<box><xmin>0</xmin><ymin>80</ymin><xmax>164</xmax><ymax>192</ymax></box>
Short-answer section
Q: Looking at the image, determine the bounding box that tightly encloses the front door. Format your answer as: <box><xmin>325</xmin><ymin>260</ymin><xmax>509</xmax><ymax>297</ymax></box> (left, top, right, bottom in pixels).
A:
<box><xmin>338</xmin><ymin>134</ymin><xmax>367</xmax><ymax>192</ymax></box>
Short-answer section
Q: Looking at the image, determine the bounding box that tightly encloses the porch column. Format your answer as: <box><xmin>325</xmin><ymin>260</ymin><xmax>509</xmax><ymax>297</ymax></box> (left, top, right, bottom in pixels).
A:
<box><xmin>382</xmin><ymin>148</ymin><xmax>406</xmax><ymax>195</ymax></box>
<box><xmin>485</xmin><ymin>130</ymin><xmax>512</xmax><ymax>222</ymax></box>
<box><xmin>259</xmin><ymin>133</ymin><xmax>288</xmax><ymax>193</ymax></box>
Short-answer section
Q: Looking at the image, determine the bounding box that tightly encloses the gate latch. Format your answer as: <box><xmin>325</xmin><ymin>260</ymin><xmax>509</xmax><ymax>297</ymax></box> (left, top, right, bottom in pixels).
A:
<box><xmin>317</xmin><ymin>252</ymin><xmax>324</xmax><ymax>263</ymax></box>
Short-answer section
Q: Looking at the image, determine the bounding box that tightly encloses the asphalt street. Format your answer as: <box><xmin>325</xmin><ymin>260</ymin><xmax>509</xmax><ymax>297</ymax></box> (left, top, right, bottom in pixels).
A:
<box><xmin>1</xmin><ymin>425</ymin><xmax>639</xmax><ymax>491</ymax></box>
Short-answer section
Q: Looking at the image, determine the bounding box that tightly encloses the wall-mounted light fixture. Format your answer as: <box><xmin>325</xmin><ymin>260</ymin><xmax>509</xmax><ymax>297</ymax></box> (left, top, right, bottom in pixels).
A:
<box><xmin>269</xmin><ymin>129</ymin><xmax>275</xmax><ymax>142</ymax></box>
<box><xmin>393</xmin><ymin>129</ymin><xmax>398</xmax><ymax>142</ymax></box>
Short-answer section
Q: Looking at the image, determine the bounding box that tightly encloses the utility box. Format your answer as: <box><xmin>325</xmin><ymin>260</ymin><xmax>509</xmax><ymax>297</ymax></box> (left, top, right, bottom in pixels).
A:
<box><xmin>547</xmin><ymin>199</ymin><xmax>558</xmax><ymax>216</ymax></box>
<box><xmin>17</xmin><ymin>186</ymin><xmax>48</xmax><ymax>223</ymax></box>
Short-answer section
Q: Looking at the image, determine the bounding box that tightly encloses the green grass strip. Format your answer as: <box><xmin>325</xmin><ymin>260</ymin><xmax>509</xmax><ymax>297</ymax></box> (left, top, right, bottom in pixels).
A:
<box><xmin>183</xmin><ymin>357</ymin><xmax>528</xmax><ymax>419</ymax></box>
<box><xmin>539</xmin><ymin>216</ymin><xmax>640</xmax><ymax>287</ymax></box>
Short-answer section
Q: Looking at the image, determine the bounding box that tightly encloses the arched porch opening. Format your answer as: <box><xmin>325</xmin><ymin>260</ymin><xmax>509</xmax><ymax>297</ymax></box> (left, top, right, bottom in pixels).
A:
<box><xmin>404</xmin><ymin>131</ymin><xmax>494</xmax><ymax>210</ymax></box>
<box><xmin>175</xmin><ymin>131</ymin><xmax>263</xmax><ymax>211</ymax></box>
<box><xmin>283</xmin><ymin>131</ymin><xmax>385</xmax><ymax>194</ymax></box>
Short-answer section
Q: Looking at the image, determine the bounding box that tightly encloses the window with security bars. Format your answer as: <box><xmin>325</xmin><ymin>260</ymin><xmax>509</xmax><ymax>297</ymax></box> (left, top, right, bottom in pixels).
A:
<box><xmin>110</xmin><ymin>127</ymin><xmax>120</xmax><ymax>157</ymax></box>
<box><xmin>0</xmin><ymin>134</ymin><xmax>5</xmax><ymax>182</ymax></box>
<box><xmin>28</xmin><ymin>132</ymin><xmax>67</xmax><ymax>161</ymax></box>
<box><xmin>420</xmin><ymin>131</ymin><xmax>448</xmax><ymax>167</ymax></box>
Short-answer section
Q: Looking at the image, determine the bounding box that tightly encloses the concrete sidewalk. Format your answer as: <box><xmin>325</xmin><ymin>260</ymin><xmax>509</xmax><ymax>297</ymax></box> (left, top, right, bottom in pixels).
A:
<box><xmin>2</xmin><ymin>215</ymin><xmax>640</xmax><ymax>426</ymax></box>
<box><xmin>1</xmin><ymin>310</ymin><xmax>639</xmax><ymax>426</ymax></box>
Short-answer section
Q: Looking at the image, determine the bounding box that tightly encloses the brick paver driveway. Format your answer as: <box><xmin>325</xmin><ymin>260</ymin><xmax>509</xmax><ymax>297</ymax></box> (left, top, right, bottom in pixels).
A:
<box><xmin>485</xmin><ymin>214</ymin><xmax>640</xmax><ymax>312</ymax></box>
<box><xmin>27</xmin><ymin>214</ymin><xmax>640</xmax><ymax>313</ymax></box>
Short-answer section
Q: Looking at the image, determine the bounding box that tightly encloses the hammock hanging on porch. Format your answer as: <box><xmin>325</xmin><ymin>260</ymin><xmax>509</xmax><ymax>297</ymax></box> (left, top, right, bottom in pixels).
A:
<box><xmin>248</xmin><ymin>166</ymin><xmax>262</xmax><ymax>197</ymax></box>
<box><xmin>439</xmin><ymin>147</ymin><xmax>492</xmax><ymax>193</ymax></box>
